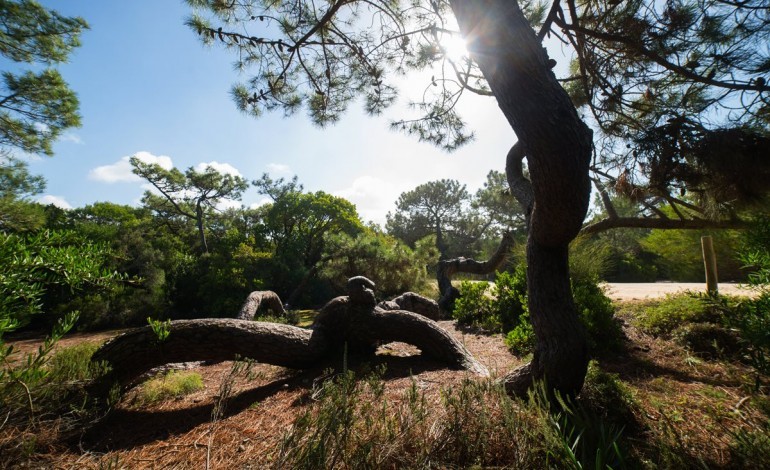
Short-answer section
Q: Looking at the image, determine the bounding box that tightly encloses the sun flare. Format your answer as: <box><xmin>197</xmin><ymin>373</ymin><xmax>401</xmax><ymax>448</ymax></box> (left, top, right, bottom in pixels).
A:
<box><xmin>440</xmin><ymin>33</ymin><xmax>469</xmax><ymax>62</ymax></box>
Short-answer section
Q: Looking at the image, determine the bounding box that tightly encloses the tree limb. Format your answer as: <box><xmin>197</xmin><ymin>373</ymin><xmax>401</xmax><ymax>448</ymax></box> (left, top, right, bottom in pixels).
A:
<box><xmin>581</xmin><ymin>216</ymin><xmax>749</xmax><ymax>235</ymax></box>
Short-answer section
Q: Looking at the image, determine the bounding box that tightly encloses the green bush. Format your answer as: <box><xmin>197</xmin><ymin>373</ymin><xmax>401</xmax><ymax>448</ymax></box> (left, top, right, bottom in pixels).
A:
<box><xmin>276</xmin><ymin>367</ymin><xmax>629</xmax><ymax>469</ymax></box>
<box><xmin>46</xmin><ymin>342</ymin><xmax>110</xmax><ymax>384</ymax></box>
<box><xmin>454</xmin><ymin>267</ymin><xmax>529</xmax><ymax>333</ymax></box>
<box><xmin>504</xmin><ymin>314</ymin><xmax>535</xmax><ymax>356</ymax></box>
<box><xmin>453</xmin><ymin>281</ymin><xmax>496</xmax><ymax>330</ymax></box>
<box><xmin>493</xmin><ymin>265</ymin><xmax>528</xmax><ymax>333</ymax></box>
<box><xmin>572</xmin><ymin>277</ymin><xmax>623</xmax><ymax>354</ymax></box>
<box><xmin>580</xmin><ymin>361</ymin><xmax>637</xmax><ymax>428</ymax></box>
<box><xmin>723</xmin><ymin>292</ymin><xmax>770</xmax><ymax>378</ymax></box>
<box><xmin>498</xmin><ymin>268</ymin><xmax>621</xmax><ymax>357</ymax></box>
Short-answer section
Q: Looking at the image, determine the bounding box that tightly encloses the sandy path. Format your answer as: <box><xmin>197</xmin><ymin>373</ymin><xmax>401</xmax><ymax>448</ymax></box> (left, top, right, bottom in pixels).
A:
<box><xmin>602</xmin><ymin>282</ymin><xmax>756</xmax><ymax>301</ymax></box>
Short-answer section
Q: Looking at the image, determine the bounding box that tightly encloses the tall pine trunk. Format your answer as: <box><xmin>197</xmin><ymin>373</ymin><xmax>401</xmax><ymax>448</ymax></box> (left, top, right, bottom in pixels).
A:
<box><xmin>449</xmin><ymin>0</ymin><xmax>592</xmax><ymax>396</ymax></box>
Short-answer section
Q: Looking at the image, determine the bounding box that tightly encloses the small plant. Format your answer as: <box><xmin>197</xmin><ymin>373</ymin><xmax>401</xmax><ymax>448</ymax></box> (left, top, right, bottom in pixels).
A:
<box><xmin>505</xmin><ymin>313</ymin><xmax>535</xmax><ymax>356</ymax></box>
<box><xmin>525</xmin><ymin>380</ymin><xmax>630</xmax><ymax>469</ymax></box>
<box><xmin>136</xmin><ymin>370</ymin><xmax>204</xmax><ymax>405</ymax></box>
<box><xmin>729</xmin><ymin>421</ymin><xmax>770</xmax><ymax>467</ymax></box>
<box><xmin>147</xmin><ymin>316</ymin><xmax>171</xmax><ymax>342</ymax></box>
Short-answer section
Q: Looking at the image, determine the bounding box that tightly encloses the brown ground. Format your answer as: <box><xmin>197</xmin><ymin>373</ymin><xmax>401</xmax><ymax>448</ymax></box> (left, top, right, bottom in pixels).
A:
<box><xmin>2</xmin><ymin>306</ymin><xmax>767</xmax><ymax>469</ymax></box>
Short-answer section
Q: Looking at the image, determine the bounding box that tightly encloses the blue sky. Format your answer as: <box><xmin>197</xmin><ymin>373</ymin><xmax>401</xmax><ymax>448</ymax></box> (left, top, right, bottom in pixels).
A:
<box><xmin>26</xmin><ymin>1</ymin><xmax>516</xmax><ymax>226</ymax></box>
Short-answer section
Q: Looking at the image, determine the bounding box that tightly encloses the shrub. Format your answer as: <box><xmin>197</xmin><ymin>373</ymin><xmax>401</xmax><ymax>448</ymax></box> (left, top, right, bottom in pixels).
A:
<box><xmin>572</xmin><ymin>277</ymin><xmax>623</xmax><ymax>354</ymax></box>
<box><xmin>46</xmin><ymin>341</ymin><xmax>110</xmax><ymax>384</ymax></box>
<box><xmin>505</xmin><ymin>314</ymin><xmax>535</xmax><ymax>356</ymax></box>
<box><xmin>722</xmin><ymin>292</ymin><xmax>770</xmax><ymax>379</ymax></box>
<box><xmin>580</xmin><ymin>361</ymin><xmax>637</xmax><ymax>429</ymax></box>
<box><xmin>635</xmin><ymin>293</ymin><xmax>719</xmax><ymax>337</ymax></box>
<box><xmin>453</xmin><ymin>281</ymin><xmax>496</xmax><ymax>331</ymax></box>
<box><xmin>136</xmin><ymin>370</ymin><xmax>204</xmax><ymax>405</ymax></box>
<box><xmin>672</xmin><ymin>322</ymin><xmax>741</xmax><ymax>358</ymax></box>
<box><xmin>454</xmin><ymin>267</ymin><xmax>529</xmax><ymax>333</ymax></box>
<box><xmin>493</xmin><ymin>265</ymin><xmax>528</xmax><ymax>333</ymax></box>
<box><xmin>276</xmin><ymin>367</ymin><xmax>629</xmax><ymax>469</ymax></box>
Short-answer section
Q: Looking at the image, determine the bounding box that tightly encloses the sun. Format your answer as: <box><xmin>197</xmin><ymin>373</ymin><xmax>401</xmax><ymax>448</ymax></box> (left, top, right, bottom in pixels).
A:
<box><xmin>440</xmin><ymin>33</ymin><xmax>469</xmax><ymax>62</ymax></box>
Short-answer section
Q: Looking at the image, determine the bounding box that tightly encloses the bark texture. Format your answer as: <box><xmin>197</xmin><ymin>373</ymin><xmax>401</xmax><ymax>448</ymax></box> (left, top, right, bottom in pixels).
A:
<box><xmin>377</xmin><ymin>292</ymin><xmax>441</xmax><ymax>321</ymax></box>
<box><xmin>92</xmin><ymin>319</ymin><xmax>326</xmax><ymax>387</ymax></box>
<box><xmin>92</xmin><ymin>276</ymin><xmax>487</xmax><ymax>388</ymax></box>
<box><xmin>450</xmin><ymin>0</ymin><xmax>593</xmax><ymax>397</ymax></box>
<box><xmin>237</xmin><ymin>290</ymin><xmax>286</xmax><ymax>320</ymax></box>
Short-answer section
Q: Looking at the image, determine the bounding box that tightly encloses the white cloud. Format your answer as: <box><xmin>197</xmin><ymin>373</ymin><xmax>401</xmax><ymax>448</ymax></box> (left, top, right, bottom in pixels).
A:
<box><xmin>33</xmin><ymin>122</ymin><xmax>51</xmax><ymax>133</ymax></box>
<box><xmin>334</xmin><ymin>175</ymin><xmax>402</xmax><ymax>226</ymax></box>
<box><xmin>38</xmin><ymin>195</ymin><xmax>72</xmax><ymax>209</ymax></box>
<box><xmin>195</xmin><ymin>161</ymin><xmax>242</xmax><ymax>177</ymax></box>
<box><xmin>266</xmin><ymin>163</ymin><xmax>291</xmax><ymax>175</ymax></box>
<box><xmin>60</xmin><ymin>132</ymin><xmax>83</xmax><ymax>144</ymax></box>
<box><xmin>216</xmin><ymin>199</ymin><xmax>242</xmax><ymax>211</ymax></box>
<box><xmin>249</xmin><ymin>197</ymin><xmax>272</xmax><ymax>209</ymax></box>
<box><xmin>89</xmin><ymin>151</ymin><xmax>173</xmax><ymax>183</ymax></box>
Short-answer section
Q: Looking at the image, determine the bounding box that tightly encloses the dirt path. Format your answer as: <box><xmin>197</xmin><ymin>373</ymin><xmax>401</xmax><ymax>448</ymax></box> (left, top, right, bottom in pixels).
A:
<box><xmin>603</xmin><ymin>282</ymin><xmax>755</xmax><ymax>301</ymax></box>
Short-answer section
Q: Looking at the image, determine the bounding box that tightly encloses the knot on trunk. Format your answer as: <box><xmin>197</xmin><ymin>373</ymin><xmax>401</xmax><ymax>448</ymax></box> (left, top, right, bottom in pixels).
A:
<box><xmin>347</xmin><ymin>276</ymin><xmax>377</xmax><ymax>308</ymax></box>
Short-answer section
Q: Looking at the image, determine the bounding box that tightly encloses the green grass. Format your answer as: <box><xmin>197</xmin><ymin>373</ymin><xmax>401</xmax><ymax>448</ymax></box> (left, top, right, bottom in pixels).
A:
<box><xmin>136</xmin><ymin>370</ymin><xmax>204</xmax><ymax>405</ymax></box>
<box><xmin>632</xmin><ymin>293</ymin><xmax>719</xmax><ymax>336</ymax></box>
<box><xmin>46</xmin><ymin>341</ymin><xmax>110</xmax><ymax>383</ymax></box>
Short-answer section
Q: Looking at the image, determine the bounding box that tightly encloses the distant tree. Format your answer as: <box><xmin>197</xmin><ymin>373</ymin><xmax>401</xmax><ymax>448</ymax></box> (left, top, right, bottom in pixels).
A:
<box><xmin>473</xmin><ymin>170</ymin><xmax>526</xmax><ymax>239</ymax></box>
<box><xmin>255</xmin><ymin>176</ymin><xmax>364</xmax><ymax>305</ymax></box>
<box><xmin>386</xmin><ymin>179</ymin><xmax>478</xmax><ymax>259</ymax></box>
<box><xmin>320</xmin><ymin>229</ymin><xmax>438</xmax><ymax>298</ymax></box>
<box><xmin>130</xmin><ymin>157</ymin><xmax>249</xmax><ymax>254</ymax></box>
<box><xmin>0</xmin><ymin>0</ymin><xmax>87</xmax><ymax>156</ymax></box>
<box><xmin>0</xmin><ymin>156</ymin><xmax>46</xmax><ymax>231</ymax></box>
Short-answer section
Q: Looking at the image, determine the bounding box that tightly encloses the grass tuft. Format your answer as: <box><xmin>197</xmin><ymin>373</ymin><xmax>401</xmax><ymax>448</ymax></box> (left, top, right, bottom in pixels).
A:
<box><xmin>136</xmin><ymin>370</ymin><xmax>204</xmax><ymax>405</ymax></box>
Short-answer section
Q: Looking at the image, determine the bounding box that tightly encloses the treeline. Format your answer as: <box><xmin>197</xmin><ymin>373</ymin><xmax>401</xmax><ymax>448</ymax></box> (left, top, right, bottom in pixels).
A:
<box><xmin>1</xmin><ymin>160</ymin><xmax>436</xmax><ymax>332</ymax></box>
<box><xmin>1</xmin><ymin>155</ymin><xmax>751</xmax><ymax>334</ymax></box>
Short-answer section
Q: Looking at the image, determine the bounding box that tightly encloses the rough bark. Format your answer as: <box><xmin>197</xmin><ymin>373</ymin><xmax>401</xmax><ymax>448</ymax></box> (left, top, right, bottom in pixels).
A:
<box><xmin>450</xmin><ymin>0</ymin><xmax>593</xmax><ymax>397</ymax></box>
<box><xmin>377</xmin><ymin>292</ymin><xmax>441</xmax><ymax>321</ymax></box>
<box><xmin>92</xmin><ymin>320</ymin><xmax>326</xmax><ymax>387</ymax></box>
<box><xmin>92</xmin><ymin>276</ymin><xmax>487</xmax><ymax>389</ymax></box>
<box><xmin>237</xmin><ymin>290</ymin><xmax>286</xmax><ymax>320</ymax></box>
<box><xmin>437</xmin><ymin>231</ymin><xmax>516</xmax><ymax>314</ymax></box>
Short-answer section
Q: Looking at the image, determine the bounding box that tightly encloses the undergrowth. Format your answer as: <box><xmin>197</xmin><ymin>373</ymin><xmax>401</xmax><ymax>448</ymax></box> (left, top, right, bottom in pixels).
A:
<box><xmin>275</xmin><ymin>365</ymin><xmax>632</xmax><ymax>469</ymax></box>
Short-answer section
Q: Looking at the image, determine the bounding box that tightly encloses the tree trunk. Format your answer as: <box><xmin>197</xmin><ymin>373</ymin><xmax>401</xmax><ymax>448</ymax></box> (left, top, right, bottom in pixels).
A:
<box><xmin>237</xmin><ymin>291</ymin><xmax>286</xmax><ymax>320</ymax></box>
<box><xmin>92</xmin><ymin>277</ymin><xmax>486</xmax><ymax>389</ymax></box>
<box><xmin>437</xmin><ymin>231</ymin><xmax>515</xmax><ymax>314</ymax></box>
<box><xmin>195</xmin><ymin>200</ymin><xmax>208</xmax><ymax>254</ymax></box>
<box><xmin>449</xmin><ymin>0</ymin><xmax>593</xmax><ymax>397</ymax></box>
<box><xmin>92</xmin><ymin>319</ymin><xmax>327</xmax><ymax>387</ymax></box>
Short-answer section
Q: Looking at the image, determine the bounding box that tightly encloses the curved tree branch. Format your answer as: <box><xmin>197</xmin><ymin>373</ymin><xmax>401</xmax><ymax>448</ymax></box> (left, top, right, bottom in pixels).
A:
<box><xmin>437</xmin><ymin>231</ymin><xmax>516</xmax><ymax>313</ymax></box>
<box><xmin>237</xmin><ymin>291</ymin><xmax>287</xmax><ymax>320</ymax></box>
<box><xmin>92</xmin><ymin>276</ymin><xmax>487</xmax><ymax>390</ymax></box>
<box><xmin>580</xmin><ymin>216</ymin><xmax>749</xmax><ymax>236</ymax></box>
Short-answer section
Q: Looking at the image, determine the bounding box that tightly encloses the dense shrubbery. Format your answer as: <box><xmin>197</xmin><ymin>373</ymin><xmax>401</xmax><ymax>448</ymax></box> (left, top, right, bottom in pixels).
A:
<box><xmin>454</xmin><ymin>263</ymin><xmax>622</xmax><ymax>357</ymax></box>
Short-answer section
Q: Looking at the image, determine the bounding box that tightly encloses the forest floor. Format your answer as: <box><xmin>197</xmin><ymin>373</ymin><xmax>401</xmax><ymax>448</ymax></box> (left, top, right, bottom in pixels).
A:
<box><xmin>2</xmin><ymin>295</ymin><xmax>769</xmax><ymax>468</ymax></box>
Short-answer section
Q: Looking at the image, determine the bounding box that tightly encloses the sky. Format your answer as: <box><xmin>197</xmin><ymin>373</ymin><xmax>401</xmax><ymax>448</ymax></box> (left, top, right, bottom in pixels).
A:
<box><xmin>23</xmin><ymin>1</ymin><xmax>518</xmax><ymax>226</ymax></box>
